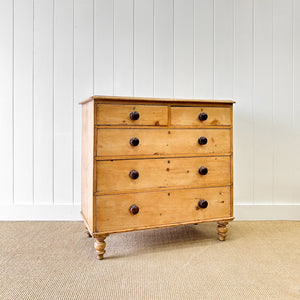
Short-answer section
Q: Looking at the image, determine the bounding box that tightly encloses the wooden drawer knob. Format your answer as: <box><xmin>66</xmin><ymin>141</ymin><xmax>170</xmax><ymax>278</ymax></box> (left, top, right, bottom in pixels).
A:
<box><xmin>198</xmin><ymin>136</ymin><xmax>208</xmax><ymax>145</ymax></box>
<box><xmin>130</xmin><ymin>111</ymin><xmax>140</xmax><ymax>120</ymax></box>
<box><xmin>198</xmin><ymin>112</ymin><xmax>208</xmax><ymax>121</ymax></box>
<box><xmin>130</xmin><ymin>137</ymin><xmax>139</xmax><ymax>146</ymax></box>
<box><xmin>198</xmin><ymin>166</ymin><xmax>208</xmax><ymax>175</ymax></box>
<box><xmin>198</xmin><ymin>199</ymin><xmax>208</xmax><ymax>208</ymax></box>
<box><xmin>129</xmin><ymin>170</ymin><xmax>139</xmax><ymax>179</ymax></box>
<box><xmin>129</xmin><ymin>205</ymin><xmax>139</xmax><ymax>215</ymax></box>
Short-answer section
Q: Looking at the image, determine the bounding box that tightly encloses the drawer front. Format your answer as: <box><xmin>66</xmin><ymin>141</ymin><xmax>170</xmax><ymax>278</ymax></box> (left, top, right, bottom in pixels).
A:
<box><xmin>96</xmin><ymin>156</ymin><xmax>231</xmax><ymax>193</ymax></box>
<box><xmin>96</xmin><ymin>186</ymin><xmax>231</xmax><ymax>233</ymax></box>
<box><xmin>96</xmin><ymin>129</ymin><xmax>231</xmax><ymax>157</ymax></box>
<box><xmin>96</xmin><ymin>104</ymin><xmax>168</xmax><ymax>126</ymax></box>
<box><xmin>171</xmin><ymin>106</ymin><xmax>232</xmax><ymax>126</ymax></box>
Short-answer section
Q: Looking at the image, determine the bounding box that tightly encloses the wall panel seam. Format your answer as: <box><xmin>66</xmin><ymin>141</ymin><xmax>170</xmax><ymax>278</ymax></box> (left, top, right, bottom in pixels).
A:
<box><xmin>52</xmin><ymin>0</ymin><xmax>55</xmax><ymax>204</ymax></box>
<box><xmin>173</xmin><ymin>0</ymin><xmax>175</xmax><ymax>98</ymax></box>
<box><xmin>113</xmin><ymin>0</ymin><xmax>115</xmax><ymax>95</ymax></box>
<box><xmin>153</xmin><ymin>0</ymin><xmax>155</xmax><ymax>97</ymax></box>
<box><xmin>133</xmin><ymin>0</ymin><xmax>135</xmax><ymax>96</ymax></box>
<box><xmin>233</xmin><ymin>0</ymin><xmax>235</xmax><ymax>101</ymax></box>
<box><xmin>271</xmin><ymin>0</ymin><xmax>275</xmax><ymax>205</ymax></box>
<box><xmin>232</xmin><ymin>0</ymin><xmax>234</xmax><ymax>99</ymax></box>
<box><xmin>252</xmin><ymin>0</ymin><xmax>255</xmax><ymax>205</ymax></box>
<box><xmin>193</xmin><ymin>0</ymin><xmax>195</xmax><ymax>98</ymax></box>
<box><xmin>292</xmin><ymin>0</ymin><xmax>295</xmax><ymax>126</ymax></box>
<box><xmin>32</xmin><ymin>0</ymin><xmax>35</xmax><ymax>205</ymax></box>
<box><xmin>93</xmin><ymin>0</ymin><xmax>95</xmax><ymax>96</ymax></box>
<box><xmin>72</xmin><ymin>0</ymin><xmax>75</xmax><ymax>204</ymax></box>
<box><xmin>12</xmin><ymin>0</ymin><xmax>15</xmax><ymax>205</ymax></box>
<box><xmin>213</xmin><ymin>0</ymin><xmax>215</xmax><ymax>99</ymax></box>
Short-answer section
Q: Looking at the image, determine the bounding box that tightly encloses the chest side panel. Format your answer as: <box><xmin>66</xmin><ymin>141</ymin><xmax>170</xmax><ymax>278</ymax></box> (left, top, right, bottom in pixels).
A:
<box><xmin>81</xmin><ymin>100</ymin><xmax>95</xmax><ymax>231</ymax></box>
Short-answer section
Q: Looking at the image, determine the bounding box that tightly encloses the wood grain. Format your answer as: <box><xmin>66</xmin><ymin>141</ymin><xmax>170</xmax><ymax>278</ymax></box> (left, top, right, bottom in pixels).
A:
<box><xmin>96</xmin><ymin>186</ymin><xmax>231</xmax><ymax>233</ymax></box>
<box><xmin>171</xmin><ymin>106</ymin><xmax>232</xmax><ymax>126</ymax></box>
<box><xmin>96</xmin><ymin>104</ymin><xmax>168</xmax><ymax>125</ymax></box>
<box><xmin>217</xmin><ymin>221</ymin><xmax>229</xmax><ymax>241</ymax></box>
<box><xmin>96</xmin><ymin>156</ymin><xmax>231</xmax><ymax>193</ymax></box>
<box><xmin>94</xmin><ymin>234</ymin><xmax>109</xmax><ymax>260</ymax></box>
<box><xmin>81</xmin><ymin>96</ymin><xmax>234</xmax><ymax>258</ymax></box>
<box><xmin>96</xmin><ymin>128</ymin><xmax>231</xmax><ymax>157</ymax></box>
<box><xmin>80</xmin><ymin>95</ymin><xmax>235</xmax><ymax>105</ymax></box>
<box><xmin>95</xmin><ymin>153</ymin><xmax>232</xmax><ymax>161</ymax></box>
<box><xmin>84</xmin><ymin>224</ymin><xmax>92</xmax><ymax>237</ymax></box>
<box><xmin>81</xmin><ymin>211</ymin><xmax>92</xmax><ymax>237</ymax></box>
<box><xmin>96</xmin><ymin>125</ymin><xmax>232</xmax><ymax>129</ymax></box>
<box><xmin>81</xmin><ymin>100</ymin><xmax>94</xmax><ymax>231</ymax></box>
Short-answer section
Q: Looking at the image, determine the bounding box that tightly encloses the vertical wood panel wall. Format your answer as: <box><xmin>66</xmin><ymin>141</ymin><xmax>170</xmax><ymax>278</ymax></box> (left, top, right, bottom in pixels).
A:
<box><xmin>0</xmin><ymin>0</ymin><xmax>299</xmax><ymax>220</ymax></box>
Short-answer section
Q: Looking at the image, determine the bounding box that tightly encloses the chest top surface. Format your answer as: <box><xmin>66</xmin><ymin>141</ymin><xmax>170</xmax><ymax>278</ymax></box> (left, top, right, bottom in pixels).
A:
<box><xmin>80</xmin><ymin>95</ymin><xmax>235</xmax><ymax>105</ymax></box>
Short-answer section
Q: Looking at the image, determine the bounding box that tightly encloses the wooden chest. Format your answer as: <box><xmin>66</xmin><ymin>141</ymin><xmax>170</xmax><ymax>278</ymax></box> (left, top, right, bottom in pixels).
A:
<box><xmin>80</xmin><ymin>96</ymin><xmax>234</xmax><ymax>259</ymax></box>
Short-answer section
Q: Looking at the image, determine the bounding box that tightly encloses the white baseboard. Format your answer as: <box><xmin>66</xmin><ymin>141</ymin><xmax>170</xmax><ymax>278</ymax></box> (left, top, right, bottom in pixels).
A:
<box><xmin>234</xmin><ymin>204</ymin><xmax>300</xmax><ymax>220</ymax></box>
<box><xmin>0</xmin><ymin>204</ymin><xmax>81</xmax><ymax>221</ymax></box>
<box><xmin>0</xmin><ymin>204</ymin><xmax>299</xmax><ymax>221</ymax></box>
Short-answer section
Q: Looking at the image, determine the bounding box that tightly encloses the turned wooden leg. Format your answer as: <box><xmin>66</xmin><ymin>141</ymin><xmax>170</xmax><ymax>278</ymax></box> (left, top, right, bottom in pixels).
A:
<box><xmin>94</xmin><ymin>235</ymin><xmax>109</xmax><ymax>260</ymax></box>
<box><xmin>84</xmin><ymin>225</ymin><xmax>92</xmax><ymax>237</ymax></box>
<box><xmin>217</xmin><ymin>221</ymin><xmax>229</xmax><ymax>241</ymax></box>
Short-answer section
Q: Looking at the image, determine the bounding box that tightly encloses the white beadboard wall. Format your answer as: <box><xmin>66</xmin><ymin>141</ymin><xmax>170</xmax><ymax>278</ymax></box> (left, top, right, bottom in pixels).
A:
<box><xmin>0</xmin><ymin>0</ymin><xmax>299</xmax><ymax>220</ymax></box>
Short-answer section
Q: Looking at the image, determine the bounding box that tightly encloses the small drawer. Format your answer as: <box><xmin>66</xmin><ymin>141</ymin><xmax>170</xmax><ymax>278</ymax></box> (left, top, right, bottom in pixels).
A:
<box><xmin>96</xmin><ymin>186</ymin><xmax>231</xmax><ymax>233</ymax></box>
<box><xmin>96</xmin><ymin>156</ymin><xmax>231</xmax><ymax>193</ymax></box>
<box><xmin>96</xmin><ymin>104</ymin><xmax>168</xmax><ymax>126</ymax></box>
<box><xmin>96</xmin><ymin>128</ymin><xmax>231</xmax><ymax>157</ymax></box>
<box><xmin>171</xmin><ymin>106</ymin><xmax>232</xmax><ymax>126</ymax></box>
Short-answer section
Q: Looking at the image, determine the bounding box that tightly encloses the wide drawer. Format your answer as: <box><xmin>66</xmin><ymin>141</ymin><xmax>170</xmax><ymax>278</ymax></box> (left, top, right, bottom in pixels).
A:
<box><xmin>96</xmin><ymin>186</ymin><xmax>231</xmax><ymax>233</ymax></box>
<box><xmin>96</xmin><ymin>156</ymin><xmax>231</xmax><ymax>193</ymax></box>
<box><xmin>96</xmin><ymin>129</ymin><xmax>231</xmax><ymax>157</ymax></box>
<box><xmin>96</xmin><ymin>104</ymin><xmax>168</xmax><ymax>126</ymax></box>
<box><xmin>171</xmin><ymin>106</ymin><xmax>232</xmax><ymax>126</ymax></box>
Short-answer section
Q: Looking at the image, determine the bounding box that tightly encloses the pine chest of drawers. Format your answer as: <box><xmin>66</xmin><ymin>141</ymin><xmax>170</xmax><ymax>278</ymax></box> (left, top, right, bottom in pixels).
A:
<box><xmin>81</xmin><ymin>96</ymin><xmax>234</xmax><ymax>259</ymax></box>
